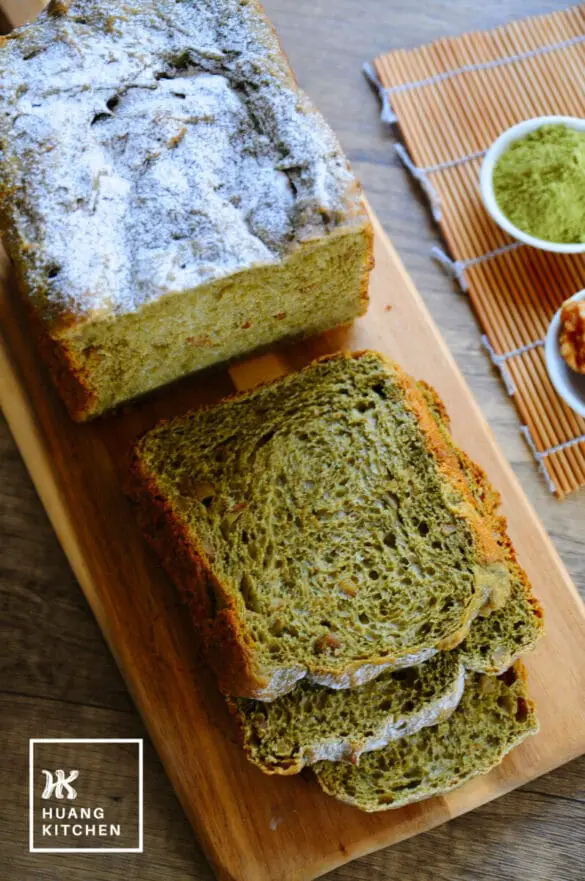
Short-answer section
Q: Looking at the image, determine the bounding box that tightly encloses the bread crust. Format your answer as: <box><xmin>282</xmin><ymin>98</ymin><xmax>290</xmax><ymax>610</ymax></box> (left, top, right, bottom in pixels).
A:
<box><xmin>418</xmin><ymin>377</ymin><xmax>544</xmax><ymax>672</ymax></box>
<box><xmin>128</xmin><ymin>350</ymin><xmax>512</xmax><ymax>700</ymax></box>
<box><xmin>126</xmin><ymin>453</ymin><xmax>272</xmax><ymax>698</ymax></box>
<box><xmin>388</xmin><ymin>357</ymin><xmax>510</xmax><ymax>617</ymax></box>
<box><xmin>418</xmin><ymin>378</ymin><xmax>502</xmax><ymax>517</ymax></box>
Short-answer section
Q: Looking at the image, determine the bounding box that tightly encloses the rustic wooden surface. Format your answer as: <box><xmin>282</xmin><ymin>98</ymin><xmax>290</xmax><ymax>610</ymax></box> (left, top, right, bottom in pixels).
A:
<box><xmin>1</xmin><ymin>1</ymin><xmax>584</xmax><ymax>879</ymax></box>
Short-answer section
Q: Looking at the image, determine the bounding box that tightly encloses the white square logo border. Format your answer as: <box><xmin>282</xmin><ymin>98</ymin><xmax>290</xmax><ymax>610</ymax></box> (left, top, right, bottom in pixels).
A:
<box><xmin>29</xmin><ymin>738</ymin><xmax>143</xmax><ymax>854</ymax></box>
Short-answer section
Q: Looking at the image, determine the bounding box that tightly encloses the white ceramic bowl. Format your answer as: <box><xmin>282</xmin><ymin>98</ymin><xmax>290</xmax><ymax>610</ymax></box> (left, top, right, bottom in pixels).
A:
<box><xmin>545</xmin><ymin>289</ymin><xmax>585</xmax><ymax>417</ymax></box>
<box><xmin>480</xmin><ymin>116</ymin><xmax>585</xmax><ymax>254</ymax></box>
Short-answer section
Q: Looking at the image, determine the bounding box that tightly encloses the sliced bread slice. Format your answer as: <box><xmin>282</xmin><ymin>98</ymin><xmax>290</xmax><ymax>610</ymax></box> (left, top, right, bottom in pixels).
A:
<box><xmin>231</xmin><ymin>399</ymin><xmax>543</xmax><ymax>775</ymax></box>
<box><xmin>229</xmin><ymin>653</ymin><xmax>466</xmax><ymax>774</ymax></box>
<box><xmin>231</xmin><ymin>557</ymin><xmax>541</xmax><ymax>775</ymax></box>
<box><xmin>313</xmin><ymin>663</ymin><xmax>538</xmax><ymax>812</ymax></box>
<box><xmin>128</xmin><ymin>351</ymin><xmax>510</xmax><ymax>700</ymax></box>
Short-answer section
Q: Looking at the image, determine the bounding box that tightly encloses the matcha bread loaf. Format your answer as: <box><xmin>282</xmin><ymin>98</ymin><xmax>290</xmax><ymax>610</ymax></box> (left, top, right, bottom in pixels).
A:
<box><xmin>314</xmin><ymin>663</ymin><xmax>538</xmax><ymax>812</ymax></box>
<box><xmin>231</xmin><ymin>503</ymin><xmax>543</xmax><ymax>775</ymax></box>
<box><xmin>230</xmin><ymin>653</ymin><xmax>466</xmax><ymax>774</ymax></box>
<box><xmin>128</xmin><ymin>351</ymin><xmax>511</xmax><ymax>700</ymax></box>
<box><xmin>0</xmin><ymin>0</ymin><xmax>372</xmax><ymax>420</ymax></box>
<box><xmin>231</xmin><ymin>566</ymin><xmax>542</xmax><ymax>774</ymax></box>
<box><xmin>231</xmin><ymin>471</ymin><xmax>543</xmax><ymax>775</ymax></box>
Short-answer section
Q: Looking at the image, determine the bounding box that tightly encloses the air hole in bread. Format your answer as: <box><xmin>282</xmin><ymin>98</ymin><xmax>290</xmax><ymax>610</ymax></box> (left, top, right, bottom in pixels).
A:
<box><xmin>383</xmin><ymin>532</ymin><xmax>397</xmax><ymax>549</ymax></box>
<box><xmin>515</xmin><ymin>697</ymin><xmax>529</xmax><ymax>723</ymax></box>
<box><xmin>371</xmin><ymin>382</ymin><xmax>388</xmax><ymax>399</ymax></box>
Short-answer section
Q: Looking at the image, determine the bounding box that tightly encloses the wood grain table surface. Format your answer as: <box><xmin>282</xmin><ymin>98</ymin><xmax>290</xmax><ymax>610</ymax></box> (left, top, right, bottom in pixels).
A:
<box><xmin>2</xmin><ymin>2</ymin><xmax>584</xmax><ymax>879</ymax></box>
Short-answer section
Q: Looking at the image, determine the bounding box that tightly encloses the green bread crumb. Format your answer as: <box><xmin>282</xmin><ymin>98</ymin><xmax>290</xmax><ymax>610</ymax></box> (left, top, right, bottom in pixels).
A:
<box><xmin>493</xmin><ymin>124</ymin><xmax>585</xmax><ymax>244</ymax></box>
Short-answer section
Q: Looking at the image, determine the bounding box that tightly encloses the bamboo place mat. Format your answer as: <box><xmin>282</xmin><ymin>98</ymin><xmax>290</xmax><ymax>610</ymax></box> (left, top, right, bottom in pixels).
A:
<box><xmin>367</xmin><ymin>4</ymin><xmax>585</xmax><ymax>498</ymax></box>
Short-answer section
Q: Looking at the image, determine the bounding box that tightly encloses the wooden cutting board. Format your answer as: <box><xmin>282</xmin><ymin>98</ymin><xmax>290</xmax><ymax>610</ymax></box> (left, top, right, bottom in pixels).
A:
<box><xmin>2</xmin><ymin>206</ymin><xmax>585</xmax><ymax>881</ymax></box>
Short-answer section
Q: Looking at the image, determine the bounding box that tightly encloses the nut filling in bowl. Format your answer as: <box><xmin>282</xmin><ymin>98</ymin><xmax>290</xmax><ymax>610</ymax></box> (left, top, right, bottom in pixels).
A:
<box><xmin>545</xmin><ymin>290</ymin><xmax>585</xmax><ymax>418</ymax></box>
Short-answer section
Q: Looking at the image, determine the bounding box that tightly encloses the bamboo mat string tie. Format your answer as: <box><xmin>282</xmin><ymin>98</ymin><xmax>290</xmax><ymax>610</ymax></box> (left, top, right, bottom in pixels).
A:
<box><xmin>431</xmin><ymin>242</ymin><xmax>524</xmax><ymax>293</ymax></box>
<box><xmin>402</xmin><ymin>149</ymin><xmax>488</xmax><ymax>176</ymax></box>
<box><xmin>431</xmin><ymin>247</ymin><xmax>469</xmax><ymax>292</ymax></box>
<box><xmin>481</xmin><ymin>335</ymin><xmax>545</xmax><ymax>396</ymax></box>
<box><xmin>395</xmin><ymin>144</ymin><xmax>442</xmax><ymax>221</ymax></box>
<box><xmin>382</xmin><ymin>32</ymin><xmax>585</xmax><ymax>97</ymax></box>
<box><xmin>520</xmin><ymin>425</ymin><xmax>585</xmax><ymax>494</ymax></box>
<box><xmin>362</xmin><ymin>62</ymin><xmax>398</xmax><ymax>124</ymax></box>
<box><xmin>520</xmin><ymin>426</ymin><xmax>557</xmax><ymax>494</ymax></box>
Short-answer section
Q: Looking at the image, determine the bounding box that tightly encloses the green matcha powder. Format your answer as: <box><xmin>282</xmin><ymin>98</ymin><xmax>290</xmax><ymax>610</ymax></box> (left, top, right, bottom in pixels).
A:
<box><xmin>493</xmin><ymin>124</ymin><xmax>585</xmax><ymax>244</ymax></box>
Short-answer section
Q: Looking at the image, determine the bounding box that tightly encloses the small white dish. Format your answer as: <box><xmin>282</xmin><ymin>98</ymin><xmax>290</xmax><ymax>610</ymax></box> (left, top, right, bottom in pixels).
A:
<box><xmin>545</xmin><ymin>289</ymin><xmax>585</xmax><ymax>417</ymax></box>
<box><xmin>480</xmin><ymin>116</ymin><xmax>585</xmax><ymax>254</ymax></box>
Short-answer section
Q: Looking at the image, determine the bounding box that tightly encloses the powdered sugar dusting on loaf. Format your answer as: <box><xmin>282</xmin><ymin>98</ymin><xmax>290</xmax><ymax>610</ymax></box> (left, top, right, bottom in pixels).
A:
<box><xmin>0</xmin><ymin>0</ymin><xmax>363</xmax><ymax>320</ymax></box>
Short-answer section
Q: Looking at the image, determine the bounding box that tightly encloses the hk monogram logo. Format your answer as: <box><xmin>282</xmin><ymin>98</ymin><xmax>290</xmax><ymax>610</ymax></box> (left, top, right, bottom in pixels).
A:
<box><xmin>41</xmin><ymin>769</ymin><xmax>79</xmax><ymax>801</ymax></box>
